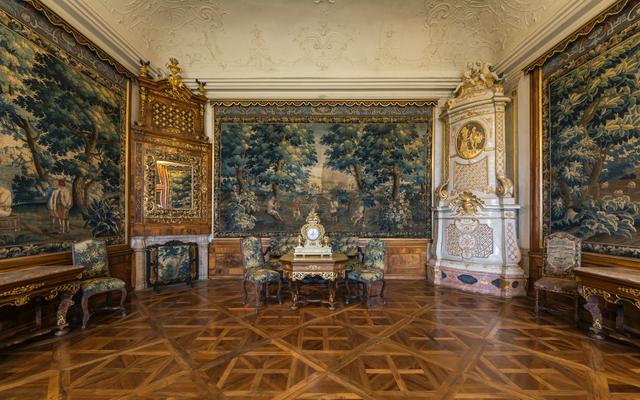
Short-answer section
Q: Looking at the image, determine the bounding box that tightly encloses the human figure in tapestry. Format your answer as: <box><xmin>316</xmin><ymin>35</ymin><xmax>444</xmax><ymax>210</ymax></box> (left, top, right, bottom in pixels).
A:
<box><xmin>216</xmin><ymin>107</ymin><xmax>432</xmax><ymax>238</ymax></box>
<box><xmin>544</xmin><ymin>0</ymin><xmax>640</xmax><ymax>257</ymax></box>
<box><xmin>0</xmin><ymin>1</ymin><xmax>127</xmax><ymax>258</ymax></box>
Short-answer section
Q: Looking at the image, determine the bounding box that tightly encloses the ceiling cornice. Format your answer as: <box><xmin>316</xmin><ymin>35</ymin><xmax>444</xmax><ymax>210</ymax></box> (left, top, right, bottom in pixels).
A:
<box><xmin>44</xmin><ymin>0</ymin><xmax>618</xmax><ymax>96</ymax></box>
<box><xmin>184</xmin><ymin>77</ymin><xmax>459</xmax><ymax>100</ymax></box>
<box><xmin>42</xmin><ymin>0</ymin><xmax>145</xmax><ymax>74</ymax></box>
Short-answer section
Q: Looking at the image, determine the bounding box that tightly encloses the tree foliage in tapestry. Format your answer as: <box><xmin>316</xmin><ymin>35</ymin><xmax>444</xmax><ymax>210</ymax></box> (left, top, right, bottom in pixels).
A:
<box><xmin>549</xmin><ymin>33</ymin><xmax>640</xmax><ymax>248</ymax></box>
<box><xmin>219</xmin><ymin>119</ymin><xmax>430</xmax><ymax>237</ymax></box>
<box><xmin>0</xmin><ymin>11</ymin><xmax>125</xmax><ymax>257</ymax></box>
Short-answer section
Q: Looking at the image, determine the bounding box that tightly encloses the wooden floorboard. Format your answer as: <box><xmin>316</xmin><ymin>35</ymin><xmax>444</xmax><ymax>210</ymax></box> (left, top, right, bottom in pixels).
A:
<box><xmin>1</xmin><ymin>280</ymin><xmax>639</xmax><ymax>399</ymax></box>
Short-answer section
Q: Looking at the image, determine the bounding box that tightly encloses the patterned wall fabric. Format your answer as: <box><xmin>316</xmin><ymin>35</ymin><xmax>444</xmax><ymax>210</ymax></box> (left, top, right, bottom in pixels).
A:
<box><xmin>330</xmin><ymin>237</ymin><xmax>360</xmax><ymax>258</ymax></box>
<box><xmin>269</xmin><ymin>237</ymin><xmax>298</xmax><ymax>258</ymax></box>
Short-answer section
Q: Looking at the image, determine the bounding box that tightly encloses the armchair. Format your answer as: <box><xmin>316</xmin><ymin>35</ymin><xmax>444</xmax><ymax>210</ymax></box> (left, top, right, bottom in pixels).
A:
<box><xmin>71</xmin><ymin>239</ymin><xmax>127</xmax><ymax>329</ymax></box>
<box><xmin>345</xmin><ymin>239</ymin><xmax>386</xmax><ymax>309</ymax></box>
<box><xmin>240</xmin><ymin>237</ymin><xmax>282</xmax><ymax>312</ymax></box>
<box><xmin>534</xmin><ymin>232</ymin><xmax>581</xmax><ymax>324</ymax></box>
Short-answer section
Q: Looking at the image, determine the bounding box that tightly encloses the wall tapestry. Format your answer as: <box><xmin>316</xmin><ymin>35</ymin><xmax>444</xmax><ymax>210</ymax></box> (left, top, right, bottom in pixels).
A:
<box><xmin>543</xmin><ymin>0</ymin><xmax>640</xmax><ymax>257</ymax></box>
<box><xmin>213</xmin><ymin>101</ymin><xmax>434</xmax><ymax>238</ymax></box>
<box><xmin>0</xmin><ymin>0</ymin><xmax>130</xmax><ymax>258</ymax></box>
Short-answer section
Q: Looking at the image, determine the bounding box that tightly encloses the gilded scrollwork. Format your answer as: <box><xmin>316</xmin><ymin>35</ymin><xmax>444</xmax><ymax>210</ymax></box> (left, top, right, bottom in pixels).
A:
<box><xmin>449</xmin><ymin>191</ymin><xmax>485</xmax><ymax>215</ymax></box>
<box><xmin>0</xmin><ymin>282</ymin><xmax>45</xmax><ymax>298</ymax></box>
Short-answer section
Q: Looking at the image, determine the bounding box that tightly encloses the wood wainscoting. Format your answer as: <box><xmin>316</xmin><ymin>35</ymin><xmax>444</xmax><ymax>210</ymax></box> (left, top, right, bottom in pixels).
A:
<box><xmin>209</xmin><ymin>238</ymin><xmax>430</xmax><ymax>280</ymax></box>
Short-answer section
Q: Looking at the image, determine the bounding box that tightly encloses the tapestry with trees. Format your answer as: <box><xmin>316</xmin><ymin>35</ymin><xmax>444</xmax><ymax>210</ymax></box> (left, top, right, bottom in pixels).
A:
<box><xmin>214</xmin><ymin>102</ymin><xmax>433</xmax><ymax>238</ymax></box>
<box><xmin>0</xmin><ymin>1</ymin><xmax>128</xmax><ymax>258</ymax></box>
<box><xmin>543</xmin><ymin>0</ymin><xmax>640</xmax><ymax>257</ymax></box>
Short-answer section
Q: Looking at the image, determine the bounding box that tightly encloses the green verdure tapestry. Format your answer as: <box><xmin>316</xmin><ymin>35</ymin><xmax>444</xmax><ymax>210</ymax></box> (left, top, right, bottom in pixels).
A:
<box><xmin>213</xmin><ymin>101</ymin><xmax>433</xmax><ymax>238</ymax></box>
<box><xmin>543</xmin><ymin>0</ymin><xmax>640</xmax><ymax>257</ymax></box>
<box><xmin>0</xmin><ymin>1</ymin><xmax>130</xmax><ymax>258</ymax></box>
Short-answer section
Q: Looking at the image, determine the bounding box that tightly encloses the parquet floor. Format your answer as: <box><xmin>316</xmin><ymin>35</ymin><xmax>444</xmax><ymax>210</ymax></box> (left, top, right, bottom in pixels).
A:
<box><xmin>1</xmin><ymin>280</ymin><xmax>640</xmax><ymax>399</ymax></box>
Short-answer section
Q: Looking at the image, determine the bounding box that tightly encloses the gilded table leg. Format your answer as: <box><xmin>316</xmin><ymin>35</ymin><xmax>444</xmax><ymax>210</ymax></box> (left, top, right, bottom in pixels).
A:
<box><xmin>56</xmin><ymin>283</ymin><xmax>79</xmax><ymax>336</ymax></box>
<box><xmin>291</xmin><ymin>280</ymin><xmax>300</xmax><ymax>311</ymax></box>
<box><xmin>584</xmin><ymin>295</ymin><xmax>605</xmax><ymax>340</ymax></box>
<box><xmin>328</xmin><ymin>279</ymin><xmax>337</xmax><ymax>311</ymax></box>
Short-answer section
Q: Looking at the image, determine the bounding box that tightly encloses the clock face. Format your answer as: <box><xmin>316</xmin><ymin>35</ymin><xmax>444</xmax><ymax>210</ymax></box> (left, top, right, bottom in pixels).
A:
<box><xmin>306</xmin><ymin>227</ymin><xmax>320</xmax><ymax>241</ymax></box>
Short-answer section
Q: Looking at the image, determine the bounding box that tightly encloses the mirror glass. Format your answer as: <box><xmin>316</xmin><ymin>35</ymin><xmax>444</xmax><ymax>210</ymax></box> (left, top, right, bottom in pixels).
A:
<box><xmin>154</xmin><ymin>161</ymin><xmax>193</xmax><ymax>210</ymax></box>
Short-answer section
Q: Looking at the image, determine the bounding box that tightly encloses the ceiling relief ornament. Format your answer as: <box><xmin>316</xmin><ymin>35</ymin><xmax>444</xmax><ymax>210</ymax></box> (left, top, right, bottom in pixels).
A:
<box><xmin>293</xmin><ymin>21</ymin><xmax>354</xmax><ymax>71</ymax></box>
<box><xmin>108</xmin><ymin>0</ymin><xmax>228</xmax><ymax>69</ymax></box>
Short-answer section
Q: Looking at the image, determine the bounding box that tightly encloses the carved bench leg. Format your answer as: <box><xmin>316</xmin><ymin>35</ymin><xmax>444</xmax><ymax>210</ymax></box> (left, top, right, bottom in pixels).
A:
<box><xmin>584</xmin><ymin>295</ymin><xmax>605</xmax><ymax>340</ymax></box>
<box><xmin>616</xmin><ymin>302</ymin><xmax>624</xmax><ymax>334</ymax></box>
<box><xmin>534</xmin><ymin>288</ymin><xmax>540</xmax><ymax>318</ymax></box>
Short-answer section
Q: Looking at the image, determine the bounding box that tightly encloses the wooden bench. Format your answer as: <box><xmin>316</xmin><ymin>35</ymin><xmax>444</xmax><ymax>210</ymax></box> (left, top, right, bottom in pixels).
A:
<box><xmin>0</xmin><ymin>265</ymin><xmax>83</xmax><ymax>348</ymax></box>
<box><xmin>575</xmin><ymin>266</ymin><xmax>640</xmax><ymax>344</ymax></box>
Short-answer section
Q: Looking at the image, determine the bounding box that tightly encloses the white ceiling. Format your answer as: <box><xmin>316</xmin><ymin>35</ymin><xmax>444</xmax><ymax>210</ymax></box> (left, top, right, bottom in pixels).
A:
<box><xmin>44</xmin><ymin>0</ymin><xmax>615</xmax><ymax>97</ymax></box>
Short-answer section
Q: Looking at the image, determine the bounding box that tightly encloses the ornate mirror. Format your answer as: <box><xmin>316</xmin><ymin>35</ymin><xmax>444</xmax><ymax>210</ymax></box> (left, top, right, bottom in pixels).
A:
<box><xmin>154</xmin><ymin>161</ymin><xmax>193</xmax><ymax>210</ymax></box>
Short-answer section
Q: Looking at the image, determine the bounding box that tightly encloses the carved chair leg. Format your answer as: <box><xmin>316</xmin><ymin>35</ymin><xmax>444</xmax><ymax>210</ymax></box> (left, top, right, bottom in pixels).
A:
<box><xmin>574</xmin><ymin>295</ymin><xmax>580</xmax><ymax>327</ymax></box>
<box><xmin>366</xmin><ymin>283</ymin><xmax>373</xmax><ymax>309</ymax></box>
<box><xmin>276</xmin><ymin>279</ymin><xmax>282</xmax><ymax>304</ymax></box>
<box><xmin>119</xmin><ymin>288</ymin><xmax>127</xmax><ymax>317</ymax></box>
<box><xmin>380</xmin><ymin>279</ymin><xmax>387</xmax><ymax>304</ymax></box>
<box><xmin>106</xmin><ymin>291</ymin><xmax>112</xmax><ymax>307</ymax></box>
<box><xmin>534</xmin><ymin>288</ymin><xmax>540</xmax><ymax>318</ymax></box>
<box><xmin>81</xmin><ymin>295</ymin><xmax>91</xmax><ymax>330</ymax></box>
<box><xmin>255</xmin><ymin>283</ymin><xmax>262</xmax><ymax>313</ymax></box>
<box><xmin>264</xmin><ymin>282</ymin><xmax>269</xmax><ymax>304</ymax></box>
<box><xmin>345</xmin><ymin>278</ymin><xmax>351</xmax><ymax>305</ymax></box>
<box><xmin>242</xmin><ymin>279</ymin><xmax>248</xmax><ymax>305</ymax></box>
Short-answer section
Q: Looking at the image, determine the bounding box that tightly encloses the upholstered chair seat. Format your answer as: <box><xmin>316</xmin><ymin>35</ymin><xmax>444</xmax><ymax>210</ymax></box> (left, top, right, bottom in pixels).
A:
<box><xmin>81</xmin><ymin>277</ymin><xmax>126</xmax><ymax>297</ymax></box>
<box><xmin>534</xmin><ymin>232</ymin><xmax>581</xmax><ymax>325</ymax></box>
<box><xmin>72</xmin><ymin>239</ymin><xmax>127</xmax><ymax>329</ymax></box>
<box><xmin>533</xmin><ymin>277</ymin><xmax>578</xmax><ymax>294</ymax></box>
<box><xmin>345</xmin><ymin>239</ymin><xmax>386</xmax><ymax>308</ymax></box>
<box><xmin>241</xmin><ymin>237</ymin><xmax>282</xmax><ymax>312</ymax></box>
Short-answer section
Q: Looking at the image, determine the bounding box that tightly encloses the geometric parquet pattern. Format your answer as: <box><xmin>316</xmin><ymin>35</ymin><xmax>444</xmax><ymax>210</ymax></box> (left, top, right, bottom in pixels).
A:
<box><xmin>1</xmin><ymin>280</ymin><xmax>640</xmax><ymax>399</ymax></box>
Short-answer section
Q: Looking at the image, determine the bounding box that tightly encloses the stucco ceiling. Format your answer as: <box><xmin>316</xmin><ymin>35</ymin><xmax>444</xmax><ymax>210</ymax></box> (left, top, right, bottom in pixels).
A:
<box><xmin>43</xmin><ymin>0</ymin><xmax>615</xmax><ymax>96</ymax></box>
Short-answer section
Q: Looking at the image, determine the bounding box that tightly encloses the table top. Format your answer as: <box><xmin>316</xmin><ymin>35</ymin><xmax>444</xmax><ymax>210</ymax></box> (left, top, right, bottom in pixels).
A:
<box><xmin>0</xmin><ymin>265</ymin><xmax>83</xmax><ymax>288</ymax></box>
<box><xmin>279</xmin><ymin>253</ymin><xmax>348</xmax><ymax>263</ymax></box>
<box><xmin>575</xmin><ymin>266</ymin><xmax>640</xmax><ymax>285</ymax></box>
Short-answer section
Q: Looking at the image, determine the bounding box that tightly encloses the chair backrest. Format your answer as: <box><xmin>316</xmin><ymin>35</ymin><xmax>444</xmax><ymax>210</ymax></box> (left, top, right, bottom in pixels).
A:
<box><xmin>330</xmin><ymin>236</ymin><xmax>360</xmax><ymax>259</ymax></box>
<box><xmin>72</xmin><ymin>239</ymin><xmax>110</xmax><ymax>279</ymax></box>
<box><xmin>269</xmin><ymin>236</ymin><xmax>298</xmax><ymax>258</ymax></box>
<box><xmin>543</xmin><ymin>232</ymin><xmax>581</xmax><ymax>278</ymax></box>
<box><xmin>240</xmin><ymin>237</ymin><xmax>265</xmax><ymax>271</ymax></box>
<box><xmin>362</xmin><ymin>239</ymin><xmax>386</xmax><ymax>271</ymax></box>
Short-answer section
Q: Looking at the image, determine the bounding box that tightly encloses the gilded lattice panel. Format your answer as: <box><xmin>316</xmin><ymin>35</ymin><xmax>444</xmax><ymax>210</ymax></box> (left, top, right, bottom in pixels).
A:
<box><xmin>152</xmin><ymin>101</ymin><xmax>195</xmax><ymax>134</ymax></box>
<box><xmin>453</xmin><ymin>158</ymin><xmax>488</xmax><ymax>192</ymax></box>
